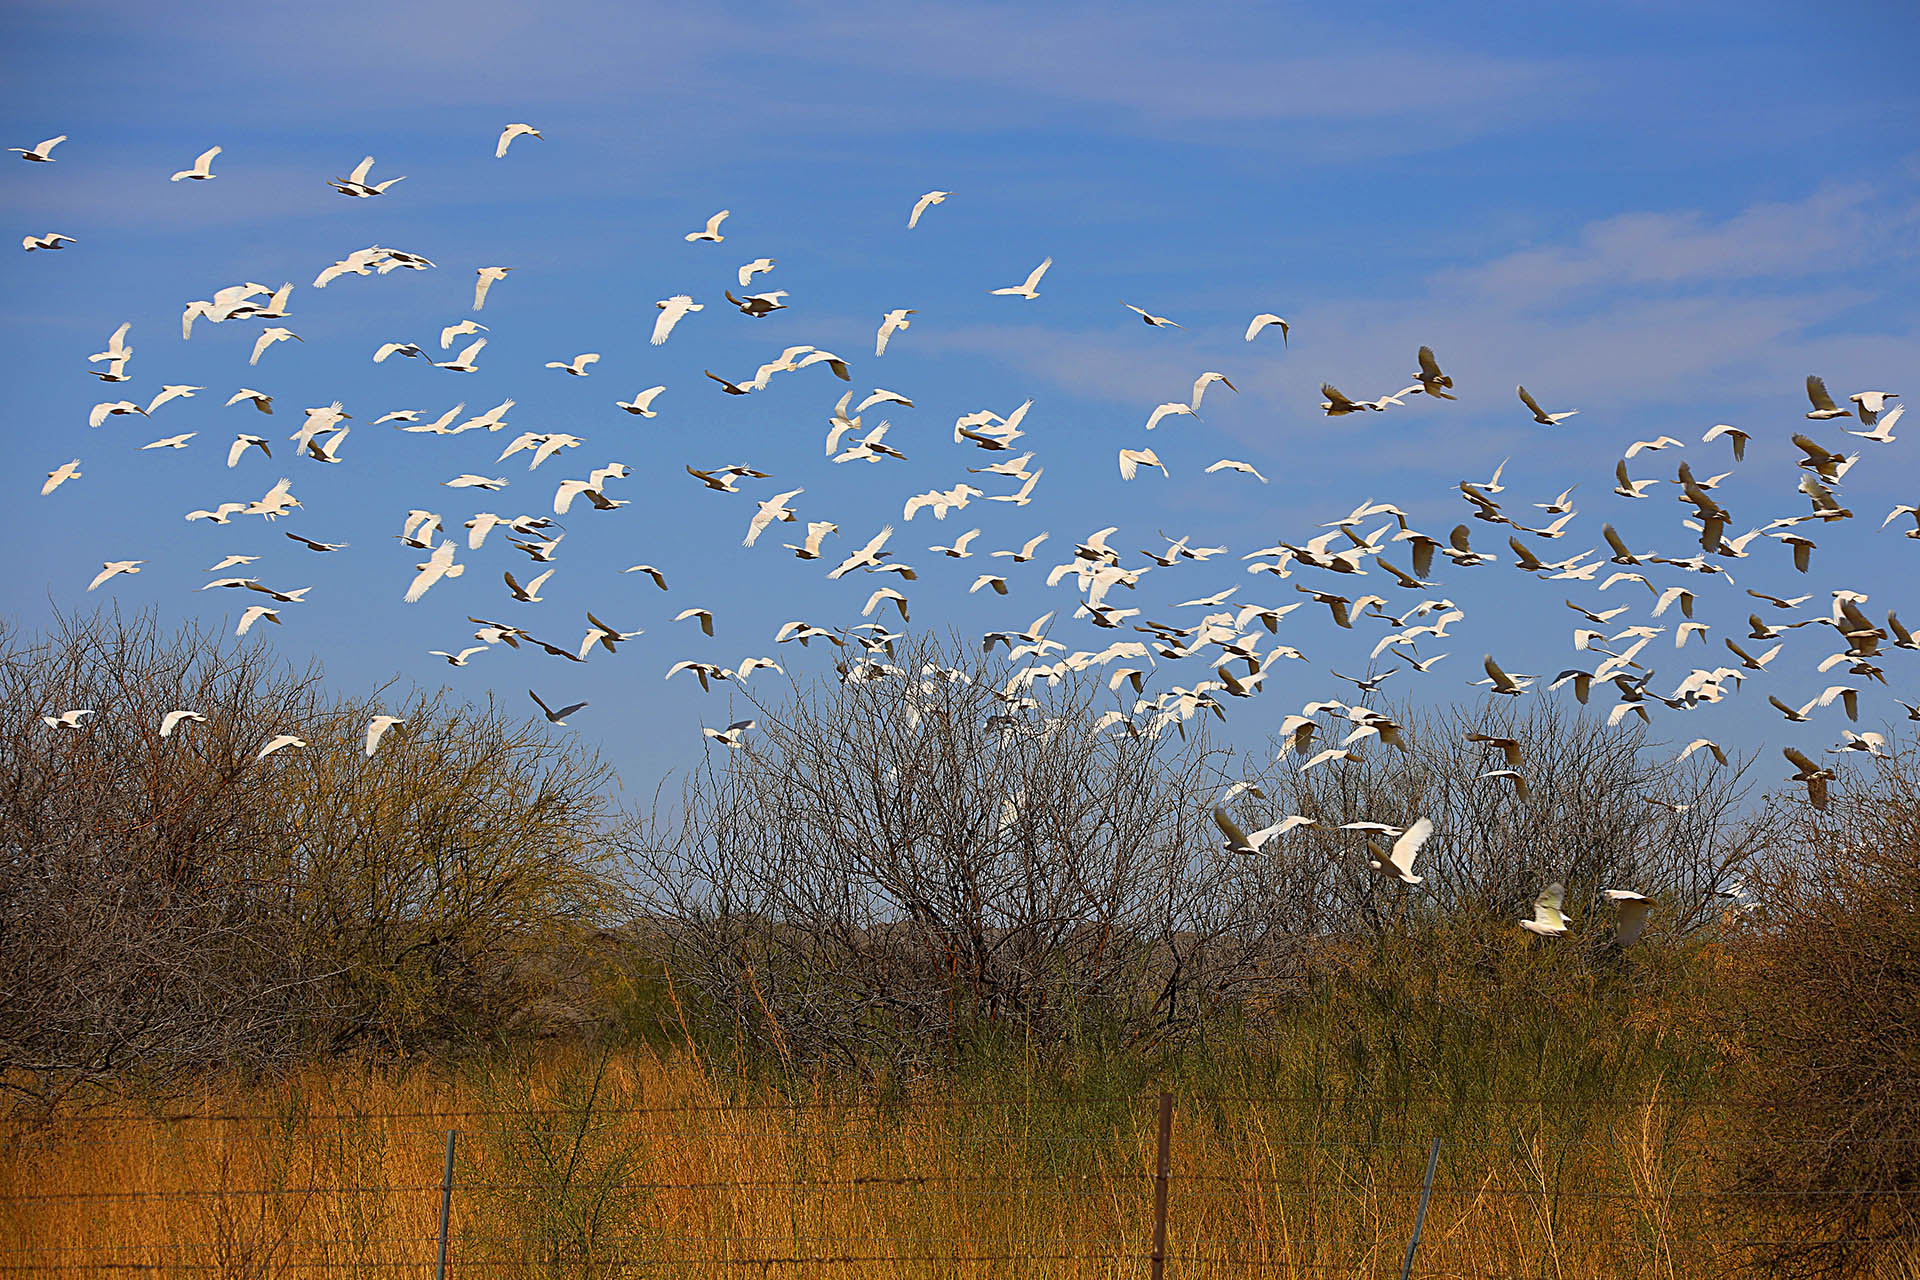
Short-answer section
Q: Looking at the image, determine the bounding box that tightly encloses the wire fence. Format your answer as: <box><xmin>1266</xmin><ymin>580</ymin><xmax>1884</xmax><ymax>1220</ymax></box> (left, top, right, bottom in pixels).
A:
<box><xmin>5</xmin><ymin>1093</ymin><xmax>1917</xmax><ymax>1277</ymax></box>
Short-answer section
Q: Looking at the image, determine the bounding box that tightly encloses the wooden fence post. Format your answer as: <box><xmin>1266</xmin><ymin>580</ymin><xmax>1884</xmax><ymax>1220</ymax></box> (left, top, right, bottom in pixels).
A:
<box><xmin>1150</xmin><ymin>1092</ymin><xmax>1173</xmax><ymax>1280</ymax></box>
<box><xmin>1398</xmin><ymin>1135</ymin><xmax>1442</xmax><ymax>1280</ymax></box>
<box><xmin>436</xmin><ymin>1129</ymin><xmax>459</xmax><ymax>1280</ymax></box>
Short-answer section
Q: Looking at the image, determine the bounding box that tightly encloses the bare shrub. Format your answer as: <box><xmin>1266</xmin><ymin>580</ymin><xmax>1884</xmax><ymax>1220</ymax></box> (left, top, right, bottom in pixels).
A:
<box><xmin>0</xmin><ymin>609</ymin><xmax>331</xmax><ymax>1104</ymax></box>
<box><xmin>1223</xmin><ymin>696</ymin><xmax>1759</xmax><ymax>952</ymax></box>
<box><xmin>624</xmin><ymin>640</ymin><xmax>1766</xmax><ymax>1075</ymax></box>
<box><xmin>624</xmin><ymin>635</ymin><xmax>1263</xmax><ymax>1071</ymax></box>
<box><xmin>1720</xmin><ymin>737</ymin><xmax>1920</xmax><ymax>1275</ymax></box>
<box><xmin>0</xmin><ymin>608</ymin><xmax>624</xmax><ymax>1105</ymax></box>
<box><xmin>246</xmin><ymin>686</ymin><xmax>625</xmax><ymax>1054</ymax></box>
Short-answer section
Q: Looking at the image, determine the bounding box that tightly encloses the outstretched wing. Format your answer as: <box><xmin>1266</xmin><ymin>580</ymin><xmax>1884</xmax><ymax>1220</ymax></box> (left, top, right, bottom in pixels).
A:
<box><xmin>1806</xmin><ymin>374</ymin><xmax>1839</xmax><ymax>412</ymax></box>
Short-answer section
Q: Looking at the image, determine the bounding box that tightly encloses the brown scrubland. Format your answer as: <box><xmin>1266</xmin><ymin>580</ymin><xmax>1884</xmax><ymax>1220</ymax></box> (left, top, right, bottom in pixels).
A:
<box><xmin>2</xmin><ymin>612</ymin><xmax>1916</xmax><ymax>1277</ymax></box>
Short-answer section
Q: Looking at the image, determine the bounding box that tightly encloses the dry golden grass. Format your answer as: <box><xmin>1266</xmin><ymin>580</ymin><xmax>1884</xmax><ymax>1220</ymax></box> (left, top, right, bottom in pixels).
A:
<box><xmin>4</xmin><ymin>1043</ymin><xmax>1917</xmax><ymax>1279</ymax></box>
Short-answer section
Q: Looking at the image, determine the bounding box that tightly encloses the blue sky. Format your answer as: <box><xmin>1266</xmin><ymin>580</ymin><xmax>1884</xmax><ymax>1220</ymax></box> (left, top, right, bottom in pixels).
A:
<box><xmin>3</xmin><ymin>1</ymin><xmax>1917</xmax><ymax>793</ymax></box>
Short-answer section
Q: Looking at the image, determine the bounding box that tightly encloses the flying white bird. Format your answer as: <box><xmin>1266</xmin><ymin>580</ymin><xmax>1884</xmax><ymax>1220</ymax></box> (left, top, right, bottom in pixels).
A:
<box><xmin>235</xmin><ymin>605</ymin><xmax>279</xmax><ymax>636</ymax></box>
<box><xmin>993</xmin><ymin>532</ymin><xmax>1050</xmax><ymax>564</ymax></box>
<box><xmin>931</xmin><ymin>528</ymin><xmax>980</xmax><ymax>558</ymax></box>
<box><xmin>1367</xmin><ymin>817</ymin><xmax>1434</xmax><ymax>884</ymax></box>
<box><xmin>828</xmin><ymin>525</ymin><xmax>894</xmax><ymax>579</ymax></box>
<box><xmin>42</xmin><ymin>709</ymin><xmax>94</xmax><ymax>730</ymax></box>
<box><xmin>545</xmin><ymin>353</ymin><xmax>600</xmax><ymax>376</ymax></box>
<box><xmin>783</xmin><ymin>521</ymin><xmax>838</xmax><ymax>560</ymax></box>
<box><xmin>42</xmin><ymin>460</ymin><xmax>80</xmax><ymax>495</ymax></box>
<box><xmin>1604</xmin><ymin>890</ymin><xmax>1654</xmax><ymax>946</ymax></box>
<box><xmin>1117</xmin><ymin>447</ymin><xmax>1167</xmax><ymax>480</ymax></box>
<box><xmin>737</xmin><ymin>257</ymin><xmax>776</xmax><ymax>287</ymax></box>
<box><xmin>1320</xmin><ymin>384</ymin><xmax>1378</xmax><ymax>416</ymax></box>
<box><xmin>703</xmin><ymin>719</ymin><xmax>756</xmax><ymax>749</ymax></box>
<box><xmin>1614</xmin><ymin>459</ymin><xmax>1658</xmax><ymax>499</ymax></box>
<box><xmin>908</xmin><ymin>190</ymin><xmax>949</xmax><ymax>229</ymax></box>
<box><xmin>435</xmin><ymin>323</ymin><xmax>484</xmax><ymax>354</ymax></box>
<box><xmin>159</xmin><ymin>710</ymin><xmax>206</xmax><ymax>738</ymax></box>
<box><xmin>496</xmin><ymin>123</ymin><xmax>542</xmax><ymax>157</ymax></box>
<box><xmin>1848</xmin><ymin>403</ymin><xmax>1904</xmax><ymax>444</ymax></box>
<box><xmin>724</xmin><ymin>288</ymin><xmax>787</xmax><ymax>317</ymax></box>
<box><xmin>1517</xmin><ymin>385</ymin><xmax>1578</xmax><ymax>425</ymax></box>
<box><xmin>169</xmin><ymin>145</ymin><xmax>221</xmax><ymax>181</ymax></box>
<box><xmin>364</xmin><ymin>715</ymin><xmax>404</xmax><ymax>755</ymax></box>
<box><xmin>1481</xmin><ymin>654</ymin><xmax>1530</xmax><ymax>696</ymax></box>
<box><xmin>1122</xmin><ymin>302</ymin><xmax>1180</xmax><ymax>329</ymax></box>
<box><xmin>88</xmin><ymin>560</ymin><xmax>143</xmax><ymax>591</ymax></box>
<box><xmin>226</xmin><ymin>388</ymin><xmax>273</xmax><ymax>414</ymax></box>
<box><xmin>329</xmin><ymin>155</ymin><xmax>403</xmax><ymax>197</ymax></box>
<box><xmin>1205</xmin><ymin>459</ymin><xmax>1268</xmax><ymax>483</ymax></box>
<box><xmin>875</xmin><ymin>309</ymin><xmax>915</xmax><ymax>356</ymax></box>
<box><xmin>473</xmin><ymin>267</ymin><xmax>511</xmax><ymax>311</ymax></box>
<box><xmin>251</xmin><ymin>281</ymin><xmax>294</xmax><ymax>319</ymax></box>
<box><xmin>673</xmin><ymin>607</ymin><xmax>716</xmax><ymax>636</ymax></box>
<box><xmin>653</xmin><ymin>296</ymin><xmax>702</xmax><ymax>345</ymax></box>
<box><xmin>1410</xmin><ymin>346</ymin><xmax>1456</xmax><ymax>399</ymax></box>
<box><xmin>22</xmin><ymin>232</ymin><xmax>75</xmax><ymax>251</ymax></box>
<box><xmin>257</xmin><ymin>734</ymin><xmax>306</xmax><ymax>760</ymax></box>
<box><xmin>430</xmin><ymin>647</ymin><xmax>487</xmax><ymax>666</ymax></box>
<box><xmin>685</xmin><ymin>210</ymin><xmax>729</xmax><ymax>242</ymax></box>
<box><xmin>1144</xmin><ymin>402</ymin><xmax>1197</xmax><ymax>431</ymax></box>
<box><xmin>1623</xmin><ymin>435</ymin><xmax>1684</xmax><ymax>458</ymax></box>
<box><xmin>89</xmin><ymin>400</ymin><xmax>147</xmax><ymax>428</ymax></box>
<box><xmin>1214</xmin><ymin>809</ymin><xmax>1316</xmax><ymax>854</ymax></box>
<box><xmin>1701</xmin><ymin>423</ymin><xmax>1748</xmax><ymax>462</ymax></box>
<box><xmin>1189</xmin><ymin>371</ymin><xmax>1237</xmax><ymax>410</ymax></box>
<box><xmin>745</xmin><ymin>488</ymin><xmax>804</xmax><ymax>547</ymax></box>
<box><xmin>985</xmin><ymin>469</ymin><xmax>1043</xmax><ymax>507</ymax></box>
<box><xmin>141</xmin><ymin>433</ymin><xmax>195</xmax><ymax>450</ymax></box>
<box><xmin>1848</xmin><ymin>389</ymin><xmax>1898</xmax><ymax>424</ymax></box>
<box><xmin>623</xmin><ymin>564</ymin><xmax>669</xmax><ymax>590</ymax></box>
<box><xmin>1520</xmin><ymin>882</ymin><xmax>1571</xmax><ymax>936</ymax></box>
<box><xmin>228</xmin><ymin>434</ymin><xmax>271</xmax><ymax>467</ymax></box>
<box><xmin>283</xmin><ymin>531</ymin><xmax>346</xmax><ymax>553</ymax></box>
<box><xmin>90</xmin><ymin>323</ymin><xmax>132</xmax><ymax>366</ymax></box>
<box><xmin>614</xmin><ymin>386</ymin><xmax>667</xmax><ymax>417</ymax></box>
<box><xmin>863</xmin><ymin>587</ymin><xmax>909</xmax><ymax>622</ymax></box>
<box><xmin>10</xmin><ymin>136</ymin><xmax>66</xmax><ymax>162</ymax></box>
<box><xmin>1783</xmin><ymin>746</ymin><xmax>1836</xmax><ymax>809</ymax></box>
<box><xmin>1245</xmin><ymin>313</ymin><xmax>1289</xmax><ymax>344</ymax></box>
<box><xmin>250</xmin><ymin>327</ymin><xmax>301</xmax><ymax>366</ymax></box>
<box><xmin>530</xmin><ymin>690</ymin><xmax>588</xmax><ymax>725</ymax></box>
<box><xmin>1678</xmin><ymin>738</ymin><xmax>1728</xmax><ymax>766</ymax></box>
<box><xmin>405</xmin><ymin>540</ymin><xmax>464</xmax><ymax>603</ymax></box>
<box><xmin>435</xmin><ymin>337</ymin><xmax>487</xmax><ymax>372</ymax></box>
<box><xmin>1804</xmin><ymin>374</ymin><xmax>1852</xmax><ymax>420</ymax></box>
<box><xmin>244</xmin><ymin>476</ymin><xmax>300</xmax><ymax>520</ymax></box>
<box><xmin>990</xmin><ymin>257</ymin><xmax>1052</xmax><ymax>299</ymax></box>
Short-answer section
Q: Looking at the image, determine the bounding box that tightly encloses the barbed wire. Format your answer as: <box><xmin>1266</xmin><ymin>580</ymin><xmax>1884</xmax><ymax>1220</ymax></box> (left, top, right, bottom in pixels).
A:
<box><xmin>7</xmin><ymin>1172</ymin><xmax>1915</xmax><ymax>1205</ymax></box>
<box><xmin>2</xmin><ymin>1240</ymin><xmax>1916</xmax><ymax>1274</ymax></box>
<box><xmin>14</xmin><ymin>1229</ymin><xmax>1915</xmax><ymax>1255</ymax></box>
<box><xmin>4</xmin><ymin>1093</ymin><xmax>1764</xmax><ymax>1126</ymax></box>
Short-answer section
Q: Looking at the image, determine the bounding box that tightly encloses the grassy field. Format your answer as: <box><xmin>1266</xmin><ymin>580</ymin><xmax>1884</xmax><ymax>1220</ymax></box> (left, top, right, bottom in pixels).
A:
<box><xmin>6</xmin><ymin>1036</ymin><xmax>1914</xmax><ymax>1280</ymax></box>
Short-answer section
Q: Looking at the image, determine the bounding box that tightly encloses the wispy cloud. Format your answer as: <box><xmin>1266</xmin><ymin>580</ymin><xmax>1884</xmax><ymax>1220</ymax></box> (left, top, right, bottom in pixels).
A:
<box><xmin>6</xmin><ymin>0</ymin><xmax>1579</xmax><ymax>158</ymax></box>
<box><xmin>1437</xmin><ymin>185</ymin><xmax>1918</xmax><ymax>306</ymax></box>
<box><xmin>910</xmin><ymin>184</ymin><xmax>1917</xmax><ymax>434</ymax></box>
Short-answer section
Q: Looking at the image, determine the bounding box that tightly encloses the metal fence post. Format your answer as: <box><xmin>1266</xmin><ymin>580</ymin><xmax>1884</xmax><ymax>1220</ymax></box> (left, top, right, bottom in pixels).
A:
<box><xmin>1398</xmin><ymin>1135</ymin><xmax>1442</xmax><ymax>1280</ymax></box>
<box><xmin>1150</xmin><ymin>1092</ymin><xmax>1173</xmax><ymax>1280</ymax></box>
<box><xmin>436</xmin><ymin>1129</ymin><xmax>459</xmax><ymax>1280</ymax></box>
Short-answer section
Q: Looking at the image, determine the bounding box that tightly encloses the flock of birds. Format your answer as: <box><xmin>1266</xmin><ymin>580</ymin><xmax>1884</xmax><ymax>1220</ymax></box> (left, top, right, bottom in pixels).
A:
<box><xmin>17</xmin><ymin>123</ymin><xmax>1912</xmax><ymax>944</ymax></box>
